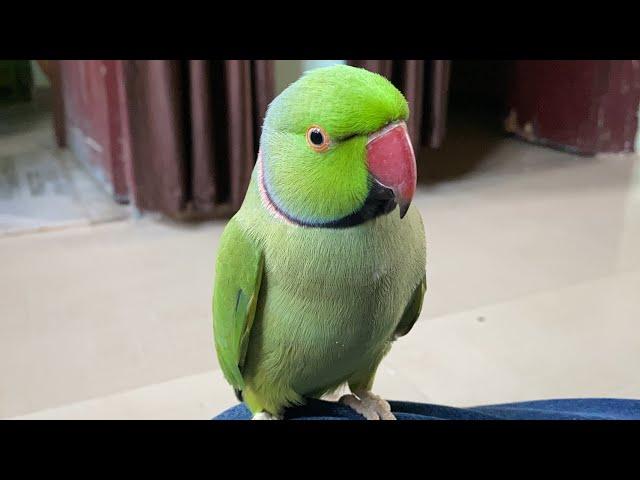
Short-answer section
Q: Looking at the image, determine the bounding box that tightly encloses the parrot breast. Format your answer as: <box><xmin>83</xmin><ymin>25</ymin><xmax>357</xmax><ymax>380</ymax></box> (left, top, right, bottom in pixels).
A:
<box><xmin>234</xmin><ymin>170</ymin><xmax>426</xmax><ymax>411</ymax></box>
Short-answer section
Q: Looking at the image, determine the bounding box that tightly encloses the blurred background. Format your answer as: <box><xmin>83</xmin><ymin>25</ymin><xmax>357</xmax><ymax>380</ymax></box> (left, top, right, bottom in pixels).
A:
<box><xmin>1</xmin><ymin>59</ymin><xmax>639</xmax><ymax>419</ymax></box>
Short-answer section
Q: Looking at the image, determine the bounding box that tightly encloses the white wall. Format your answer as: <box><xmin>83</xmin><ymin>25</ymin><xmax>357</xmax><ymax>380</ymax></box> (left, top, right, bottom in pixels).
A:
<box><xmin>30</xmin><ymin>61</ymin><xmax>50</xmax><ymax>88</ymax></box>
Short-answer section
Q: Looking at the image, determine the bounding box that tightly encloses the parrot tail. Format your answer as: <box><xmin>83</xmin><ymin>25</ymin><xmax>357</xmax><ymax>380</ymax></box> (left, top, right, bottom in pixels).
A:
<box><xmin>234</xmin><ymin>388</ymin><xmax>243</xmax><ymax>402</ymax></box>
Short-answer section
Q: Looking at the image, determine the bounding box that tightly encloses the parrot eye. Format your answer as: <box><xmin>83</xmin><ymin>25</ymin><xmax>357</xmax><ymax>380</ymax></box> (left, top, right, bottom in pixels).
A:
<box><xmin>306</xmin><ymin>125</ymin><xmax>330</xmax><ymax>152</ymax></box>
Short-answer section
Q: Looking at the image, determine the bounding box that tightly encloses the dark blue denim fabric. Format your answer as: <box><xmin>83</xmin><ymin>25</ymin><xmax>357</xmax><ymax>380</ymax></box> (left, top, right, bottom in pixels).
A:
<box><xmin>214</xmin><ymin>398</ymin><xmax>640</xmax><ymax>420</ymax></box>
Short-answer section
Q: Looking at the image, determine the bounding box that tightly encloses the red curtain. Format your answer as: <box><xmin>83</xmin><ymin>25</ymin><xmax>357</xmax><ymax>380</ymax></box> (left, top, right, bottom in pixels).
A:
<box><xmin>120</xmin><ymin>60</ymin><xmax>275</xmax><ymax>218</ymax></box>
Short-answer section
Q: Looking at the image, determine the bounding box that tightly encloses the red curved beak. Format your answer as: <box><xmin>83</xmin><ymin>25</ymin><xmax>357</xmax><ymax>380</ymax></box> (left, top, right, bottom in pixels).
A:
<box><xmin>366</xmin><ymin>121</ymin><xmax>417</xmax><ymax>218</ymax></box>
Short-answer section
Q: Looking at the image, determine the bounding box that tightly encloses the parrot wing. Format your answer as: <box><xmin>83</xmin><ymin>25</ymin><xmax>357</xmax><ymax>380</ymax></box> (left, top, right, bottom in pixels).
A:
<box><xmin>394</xmin><ymin>276</ymin><xmax>427</xmax><ymax>339</ymax></box>
<box><xmin>212</xmin><ymin>219</ymin><xmax>264</xmax><ymax>391</ymax></box>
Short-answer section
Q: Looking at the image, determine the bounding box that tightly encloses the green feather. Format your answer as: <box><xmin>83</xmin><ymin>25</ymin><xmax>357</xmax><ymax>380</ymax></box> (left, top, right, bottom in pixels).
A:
<box><xmin>212</xmin><ymin>219</ymin><xmax>263</xmax><ymax>390</ymax></box>
<box><xmin>394</xmin><ymin>276</ymin><xmax>427</xmax><ymax>339</ymax></box>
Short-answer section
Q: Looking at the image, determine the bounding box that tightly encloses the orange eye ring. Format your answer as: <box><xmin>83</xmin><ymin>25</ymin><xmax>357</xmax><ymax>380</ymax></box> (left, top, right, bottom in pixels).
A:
<box><xmin>306</xmin><ymin>125</ymin><xmax>330</xmax><ymax>152</ymax></box>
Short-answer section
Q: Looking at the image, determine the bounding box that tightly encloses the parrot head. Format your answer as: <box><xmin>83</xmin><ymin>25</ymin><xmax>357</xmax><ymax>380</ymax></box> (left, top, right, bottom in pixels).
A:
<box><xmin>258</xmin><ymin>64</ymin><xmax>417</xmax><ymax>228</ymax></box>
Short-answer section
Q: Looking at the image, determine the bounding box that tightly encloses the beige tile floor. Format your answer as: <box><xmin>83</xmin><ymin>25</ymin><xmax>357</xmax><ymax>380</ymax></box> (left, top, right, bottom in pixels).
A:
<box><xmin>2</xmin><ymin>115</ymin><xmax>640</xmax><ymax>419</ymax></box>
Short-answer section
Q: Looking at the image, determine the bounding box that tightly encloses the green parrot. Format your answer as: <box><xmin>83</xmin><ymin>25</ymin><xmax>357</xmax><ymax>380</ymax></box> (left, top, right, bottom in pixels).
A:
<box><xmin>212</xmin><ymin>64</ymin><xmax>426</xmax><ymax>420</ymax></box>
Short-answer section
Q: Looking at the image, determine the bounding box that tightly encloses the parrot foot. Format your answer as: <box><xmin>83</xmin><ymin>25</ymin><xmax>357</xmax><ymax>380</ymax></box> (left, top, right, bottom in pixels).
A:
<box><xmin>251</xmin><ymin>411</ymin><xmax>280</xmax><ymax>420</ymax></box>
<box><xmin>339</xmin><ymin>391</ymin><xmax>396</xmax><ymax>420</ymax></box>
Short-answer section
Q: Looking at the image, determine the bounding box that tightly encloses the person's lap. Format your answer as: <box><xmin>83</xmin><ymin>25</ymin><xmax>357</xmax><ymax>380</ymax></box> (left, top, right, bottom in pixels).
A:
<box><xmin>214</xmin><ymin>397</ymin><xmax>640</xmax><ymax>420</ymax></box>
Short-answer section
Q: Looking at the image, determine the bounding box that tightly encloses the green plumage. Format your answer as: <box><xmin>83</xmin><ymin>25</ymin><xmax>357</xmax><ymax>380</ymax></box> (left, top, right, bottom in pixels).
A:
<box><xmin>212</xmin><ymin>65</ymin><xmax>427</xmax><ymax>416</ymax></box>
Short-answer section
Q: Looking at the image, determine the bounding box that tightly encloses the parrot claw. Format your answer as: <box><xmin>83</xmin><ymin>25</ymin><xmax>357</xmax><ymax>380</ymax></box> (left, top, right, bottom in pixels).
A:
<box><xmin>339</xmin><ymin>391</ymin><xmax>396</xmax><ymax>420</ymax></box>
<box><xmin>252</xmin><ymin>411</ymin><xmax>280</xmax><ymax>420</ymax></box>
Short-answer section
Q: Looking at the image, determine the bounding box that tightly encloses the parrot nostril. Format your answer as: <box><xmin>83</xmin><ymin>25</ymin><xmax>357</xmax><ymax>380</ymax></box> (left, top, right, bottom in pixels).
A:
<box><xmin>366</xmin><ymin>120</ymin><xmax>404</xmax><ymax>146</ymax></box>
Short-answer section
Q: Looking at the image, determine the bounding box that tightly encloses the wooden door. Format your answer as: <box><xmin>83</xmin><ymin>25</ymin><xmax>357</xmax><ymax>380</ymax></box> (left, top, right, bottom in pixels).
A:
<box><xmin>505</xmin><ymin>60</ymin><xmax>640</xmax><ymax>155</ymax></box>
<box><xmin>60</xmin><ymin>60</ymin><xmax>129</xmax><ymax>201</ymax></box>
